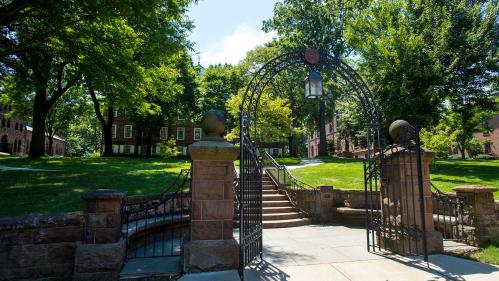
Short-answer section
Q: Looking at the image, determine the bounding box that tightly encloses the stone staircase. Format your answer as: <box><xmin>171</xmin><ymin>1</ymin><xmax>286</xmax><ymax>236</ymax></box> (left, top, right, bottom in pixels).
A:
<box><xmin>262</xmin><ymin>174</ymin><xmax>311</xmax><ymax>228</ymax></box>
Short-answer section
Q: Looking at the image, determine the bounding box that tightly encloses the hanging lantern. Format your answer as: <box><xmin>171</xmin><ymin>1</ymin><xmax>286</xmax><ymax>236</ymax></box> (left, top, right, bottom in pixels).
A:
<box><xmin>304</xmin><ymin>70</ymin><xmax>323</xmax><ymax>99</ymax></box>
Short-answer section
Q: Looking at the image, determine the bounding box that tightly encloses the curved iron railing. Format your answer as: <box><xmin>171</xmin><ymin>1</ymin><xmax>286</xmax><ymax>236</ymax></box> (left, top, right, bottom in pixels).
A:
<box><xmin>431</xmin><ymin>183</ymin><xmax>467</xmax><ymax>242</ymax></box>
<box><xmin>121</xmin><ymin>168</ymin><xmax>191</xmax><ymax>259</ymax></box>
<box><xmin>261</xmin><ymin>151</ymin><xmax>318</xmax><ymax>216</ymax></box>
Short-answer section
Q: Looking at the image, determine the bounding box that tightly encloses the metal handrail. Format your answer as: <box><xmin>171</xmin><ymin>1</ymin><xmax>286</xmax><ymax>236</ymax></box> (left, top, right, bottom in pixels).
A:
<box><xmin>430</xmin><ymin>182</ymin><xmax>467</xmax><ymax>242</ymax></box>
<box><xmin>261</xmin><ymin>151</ymin><xmax>318</xmax><ymax>216</ymax></box>
<box><xmin>261</xmin><ymin>150</ymin><xmax>317</xmax><ymax>190</ymax></box>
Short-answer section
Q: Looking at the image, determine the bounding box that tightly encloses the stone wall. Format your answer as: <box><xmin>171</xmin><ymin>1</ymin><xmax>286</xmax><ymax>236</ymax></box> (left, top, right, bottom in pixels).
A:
<box><xmin>0</xmin><ymin>212</ymin><xmax>85</xmax><ymax>280</ymax></box>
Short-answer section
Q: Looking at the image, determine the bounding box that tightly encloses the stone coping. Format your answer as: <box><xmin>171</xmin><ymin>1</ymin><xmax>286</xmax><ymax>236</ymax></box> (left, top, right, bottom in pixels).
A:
<box><xmin>122</xmin><ymin>214</ymin><xmax>189</xmax><ymax>237</ymax></box>
<box><xmin>82</xmin><ymin>189</ymin><xmax>128</xmax><ymax>200</ymax></box>
<box><xmin>453</xmin><ymin>185</ymin><xmax>498</xmax><ymax>193</ymax></box>
<box><xmin>0</xmin><ymin>211</ymin><xmax>84</xmax><ymax>230</ymax></box>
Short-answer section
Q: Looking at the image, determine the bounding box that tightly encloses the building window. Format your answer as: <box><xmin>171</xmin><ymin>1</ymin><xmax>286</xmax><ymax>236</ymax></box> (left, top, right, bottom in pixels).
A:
<box><xmin>163</xmin><ymin>114</ymin><xmax>168</xmax><ymax>120</ymax></box>
<box><xmin>123</xmin><ymin>145</ymin><xmax>131</xmax><ymax>154</ymax></box>
<box><xmin>176</xmin><ymin>127</ymin><xmax>185</xmax><ymax>141</ymax></box>
<box><xmin>177</xmin><ymin>115</ymin><xmax>185</xmax><ymax>121</ymax></box>
<box><xmin>484</xmin><ymin>143</ymin><xmax>491</xmax><ymax>154</ymax></box>
<box><xmin>194</xmin><ymin>128</ymin><xmax>202</xmax><ymax>141</ymax></box>
<box><xmin>111</xmin><ymin>125</ymin><xmax>117</xmax><ymax>139</ymax></box>
<box><xmin>1</xmin><ymin>118</ymin><xmax>4</xmax><ymax>128</ymax></box>
<box><xmin>20</xmin><ymin>124</ymin><xmax>23</xmax><ymax>132</ymax></box>
<box><xmin>124</xmin><ymin>125</ymin><xmax>133</xmax><ymax>139</ymax></box>
<box><xmin>15</xmin><ymin>122</ymin><xmax>18</xmax><ymax>130</ymax></box>
<box><xmin>483</xmin><ymin>121</ymin><xmax>490</xmax><ymax>129</ymax></box>
<box><xmin>113</xmin><ymin>109</ymin><xmax>118</xmax><ymax>118</ymax></box>
<box><xmin>6</xmin><ymin>119</ymin><xmax>10</xmax><ymax>128</ymax></box>
<box><xmin>160</xmin><ymin>127</ymin><xmax>168</xmax><ymax>140</ymax></box>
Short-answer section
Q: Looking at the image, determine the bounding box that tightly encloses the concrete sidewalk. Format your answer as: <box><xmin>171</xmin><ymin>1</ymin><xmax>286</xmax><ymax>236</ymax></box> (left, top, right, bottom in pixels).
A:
<box><xmin>285</xmin><ymin>159</ymin><xmax>324</xmax><ymax>170</ymax></box>
<box><xmin>242</xmin><ymin>225</ymin><xmax>499</xmax><ymax>281</ymax></box>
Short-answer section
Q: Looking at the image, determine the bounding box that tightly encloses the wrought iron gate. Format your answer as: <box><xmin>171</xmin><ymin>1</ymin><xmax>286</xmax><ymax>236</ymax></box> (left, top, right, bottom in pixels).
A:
<box><xmin>238</xmin><ymin>110</ymin><xmax>263</xmax><ymax>276</ymax></box>
<box><xmin>365</xmin><ymin>125</ymin><xmax>429</xmax><ymax>261</ymax></box>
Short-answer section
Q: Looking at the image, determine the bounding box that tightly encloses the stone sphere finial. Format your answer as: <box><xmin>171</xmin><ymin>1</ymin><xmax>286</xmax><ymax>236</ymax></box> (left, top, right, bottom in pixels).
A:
<box><xmin>201</xmin><ymin>109</ymin><xmax>226</xmax><ymax>140</ymax></box>
<box><xmin>389</xmin><ymin>120</ymin><xmax>415</xmax><ymax>144</ymax></box>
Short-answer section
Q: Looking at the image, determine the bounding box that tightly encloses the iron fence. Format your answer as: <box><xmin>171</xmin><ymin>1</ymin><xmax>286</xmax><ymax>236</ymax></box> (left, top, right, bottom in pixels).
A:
<box><xmin>431</xmin><ymin>183</ymin><xmax>468</xmax><ymax>242</ymax></box>
<box><xmin>121</xmin><ymin>169</ymin><xmax>191</xmax><ymax>259</ymax></box>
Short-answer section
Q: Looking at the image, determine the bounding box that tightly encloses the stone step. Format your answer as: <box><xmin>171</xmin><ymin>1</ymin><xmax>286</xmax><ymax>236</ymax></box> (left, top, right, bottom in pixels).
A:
<box><xmin>262</xmin><ymin>194</ymin><xmax>287</xmax><ymax>201</ymax></box>
<box><xmin>263</xmin><ymin>218</ymin><xmax>311</xmax><ymax>229</ymax></box>
<box><xmin>262</xmin><ymin>200</ymin><xmax>291</xmax><ymax>207</ymax></box>
<box><xmin>263</xmin><ymin>212</ymin><xmax>301</xmax><ymax>221</ymax></box>
<box><xmin>262</xmin><ymin>186</ymin><xmax>276</xmax><ymax>191</ymax></box>
<box><xmin>262</xmin><ymin>190</ymin><xmax>279</xmax><ymax>194</ymax></box>
<box><xmin>262</xmin><ymin>181</ymin><xmax>274</xmax><ymax>185</ymax></box>
<box><xmin>262</xmin><ymin>206</ymin><xmax>295</xmax><ymax>214</ymax></box>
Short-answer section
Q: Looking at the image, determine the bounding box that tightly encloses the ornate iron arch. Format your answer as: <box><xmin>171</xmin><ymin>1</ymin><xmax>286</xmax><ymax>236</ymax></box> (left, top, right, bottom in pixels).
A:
<box><xmin>237</xmin><ymin>48</ymin><xmax>385</xmax><ymax>277</ymax></box>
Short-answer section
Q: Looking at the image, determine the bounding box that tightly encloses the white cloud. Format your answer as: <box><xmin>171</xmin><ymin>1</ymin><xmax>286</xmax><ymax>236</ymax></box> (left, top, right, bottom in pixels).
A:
<box><xmin>200</xmin><ymin>23</ymin><xmax>276</xmax><ymax>66</ymax></box>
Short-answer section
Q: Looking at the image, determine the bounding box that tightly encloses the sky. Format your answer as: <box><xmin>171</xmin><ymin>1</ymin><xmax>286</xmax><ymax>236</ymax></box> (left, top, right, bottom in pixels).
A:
<box><xmin>187</xmin><ymin>0</ymin><xmax>278</xmax><ymax>67</ymax></box>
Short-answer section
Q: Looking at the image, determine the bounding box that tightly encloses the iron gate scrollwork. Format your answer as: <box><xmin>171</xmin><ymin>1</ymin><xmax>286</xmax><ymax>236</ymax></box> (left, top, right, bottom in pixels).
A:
<box><xmin>364</xmin><ymin>124</ymin><xmax>429</xmax><ymax>261</ymax></box>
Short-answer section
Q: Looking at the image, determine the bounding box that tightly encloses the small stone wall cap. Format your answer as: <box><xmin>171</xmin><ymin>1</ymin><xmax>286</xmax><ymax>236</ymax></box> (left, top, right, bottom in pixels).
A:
<box><xmin>82</xmin><ymin>189</ymin><xmax>127</xmax><ymax>200</ymax></box>
<box><xmin>453</xmin><ymin>185</ymin><xmax>498</xmax><ymax>193</ymax></box>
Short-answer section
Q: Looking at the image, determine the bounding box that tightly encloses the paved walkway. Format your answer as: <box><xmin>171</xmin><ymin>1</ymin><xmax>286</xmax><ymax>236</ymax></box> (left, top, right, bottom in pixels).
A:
<box><xmin>0</xmin><ymin>165</ymin><xmax>60</xmax><ymax>172</ymax></box>
<box><xmin>241</xmin><ymin>225</ymin><xmax>499</xmax><ymax>281</ymax></box>
<box><xmin>285</xmin><ymin>159</ymin><xmax>324</xmax><ymax>170</ymax></box>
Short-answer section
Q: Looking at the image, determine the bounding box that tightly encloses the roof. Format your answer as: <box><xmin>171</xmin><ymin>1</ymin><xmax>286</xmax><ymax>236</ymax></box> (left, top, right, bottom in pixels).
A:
<box><xmin>26</xmin><ymin>126</ymin><xmax>66</xmax><ymax>142</ymax></box>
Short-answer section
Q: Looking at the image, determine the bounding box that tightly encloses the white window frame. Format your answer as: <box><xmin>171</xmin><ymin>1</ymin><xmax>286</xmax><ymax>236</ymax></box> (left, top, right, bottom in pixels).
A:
<box><xmin>113</xmin><ymin>109</ymin><xmax>118</xmax><ymax>118</ymax></box>
<box><xmin>160</xmin><ymin>127</ymin><xmax>168</xmax><ymax>141</ymax></box>
<box><xmin>124</xmin><ymin>125</ymin><xmax>133</xmax><ymax>139</ymax></box>
<box><xmin>176</xmin><ymin>127</ymin><xmax>185</xmax><ymax>141</ymax></box>
<box><xmin>111</xmin><ymin>125</ymin><xmax>117</xmax><ymax>139</ymax></box>
<box><xmin>194</xmin><ymin>128</ymin><xmax>202</xmax><ymax>141</ymax></box>
<box><xmin>177</xmin><ymin>115</ymin><xmax>185</xmax><ymax>121</ymax></box>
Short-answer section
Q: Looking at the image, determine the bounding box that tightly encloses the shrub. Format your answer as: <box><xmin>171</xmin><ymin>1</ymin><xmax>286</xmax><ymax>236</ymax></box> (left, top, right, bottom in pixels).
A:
<box><xmin>475</xmin><ymin>154</ymin><xmax>496</xmax><ymax>160</ymax></box>
<box><xmin>157</xmin><ymin>138</ymin><xmax>178</xmax><ymax>159</ymax></box>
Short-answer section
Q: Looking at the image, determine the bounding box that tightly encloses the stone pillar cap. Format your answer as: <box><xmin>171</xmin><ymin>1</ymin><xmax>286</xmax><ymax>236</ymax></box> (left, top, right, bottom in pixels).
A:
<box><xmin>453</xmin><ymin>185</ymin><xmax>498</xmax><ymax>193</ymax></box>
<box><xmin>82</xmin><ymin>189</ymin><xmax>127</xmax><ymax>200</ymax></box>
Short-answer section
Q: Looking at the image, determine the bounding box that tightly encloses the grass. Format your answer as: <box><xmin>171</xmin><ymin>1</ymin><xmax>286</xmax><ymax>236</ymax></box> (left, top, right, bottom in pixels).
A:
<box><xmin>0</xmin><ymin>156</ymin><xmax>191</xmax><ymax>216</ymax></box>
<box><xmin>463</xmin><ymin>241</ymin><xmax>499</xmax><ymax>265</ymax></box>
<box><xmin>290</xmin><ymin>157</ymin><xmax>499</xmax><ymax>199</ymax></box>
<box><xmin>234</xmin><ymin>157</ymin><xmax>302</xmax><ymax>167</ymax></box>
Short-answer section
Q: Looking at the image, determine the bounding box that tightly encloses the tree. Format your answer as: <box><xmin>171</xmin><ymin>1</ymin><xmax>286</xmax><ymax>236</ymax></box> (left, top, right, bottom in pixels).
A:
<box><xmin>0</xmin><ymin>0</ymin><xmax>195</xmax><ymax>157</ymax></box>
<box><xmin>432</xmin><ymin>0</ymin><xmax>498</xmax><ymax>159</ymax></box>
<box><xmin>198</xmin><ymin>64</ymin><xmax>244</xmax><ymax>132</ymax></box>
<box><xmin>263</xmin><ymin>0</ymin><xmax>361</xmax><ymax>156</ymax></box>
<box><xmin>226</xmin><ymin>90</ymin><xmax>299</xmax><ymax>143</ymax></box>
<box><xmin>345</xmin><ymin>0</ymin><xmax>444</xmax><ymax>131</ymax></box>
<box><xmin>45</xmin><ymin>86</ymin><xmax>85</xmax><ymax>155</ymax></box>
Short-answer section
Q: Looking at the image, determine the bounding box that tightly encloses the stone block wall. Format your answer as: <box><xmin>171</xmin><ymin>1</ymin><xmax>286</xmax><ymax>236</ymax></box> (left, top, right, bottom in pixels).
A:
<box><xmin>0</xmin><ymin>212</ymin><xmax>85</xmax><ymax>280</ymax></box>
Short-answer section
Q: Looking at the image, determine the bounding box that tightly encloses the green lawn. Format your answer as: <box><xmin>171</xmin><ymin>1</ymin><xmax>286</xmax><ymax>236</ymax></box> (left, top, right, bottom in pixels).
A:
<box><xmin>463</xmin><ymin>240</ymin><xmax>499</xmax><ymax>265</ymax></box>
<box><xmin>0</xmin><ymin>157</ymin><xmax>191</xmax><ymax>216</ymax></box>
<box><xmin>290</xmin><ymin>157</ymin><xmax>499</xmax><ymax>199</ymax></box>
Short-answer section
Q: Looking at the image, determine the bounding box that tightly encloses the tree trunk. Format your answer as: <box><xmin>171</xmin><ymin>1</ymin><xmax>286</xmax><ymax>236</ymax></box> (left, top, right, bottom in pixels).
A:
<box><xmin>288</xmin><ymin>136</ymin><xmax>296</xmax><ymax>157</ymax></box>
<box><xmin>29</xmin><ymin>90</ymin><xmax>48</xmax><ymax>157</ymax></box>
<box><xmin>47</xmin><ymin>136</ymin><xmax>54</xmax><ymax>156</ymax></box>
<box><xmin>103</xmin><ymin>123</ymin><xmax>113</xmax><ymax>157</ymax></box>
<box><xmin>318</xmin><ymin>98</ymin><xmax>328</xmax><ymax>156</ymax></box>
<box><xmin>145</xmin><ymin>129</ymin><xmax>153</xmax><ymax>157</ymax></box>
<box><xmin>88</xmin><ymin>83</ymin><xmax>114</xmax><ymax>157</ymax></box>
<box><xmin>459</xmin><ymin>145</ymin><xmax>466</xmax><ymax>160</ymax></box>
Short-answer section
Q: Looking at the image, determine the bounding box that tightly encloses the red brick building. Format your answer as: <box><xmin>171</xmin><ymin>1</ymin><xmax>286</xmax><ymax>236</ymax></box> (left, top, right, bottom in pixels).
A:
<box><xmin>473</xmin><ymin>114</ymin><xmax>499</xmax><ymax>158</ymax></box>
<box><xmin>307</xmin><ymin>111</ymin><xmax>366</xmax><ymax>158</ymax></box>
<box><xmin>111</xmin><ymin>110</ymin><xmax>203</xmax><ymax>156</ymax></box>
<box><xmin>0</xmin><ymin>105</ymin><xmax>66</xmax><ymax>156</ymax></box>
